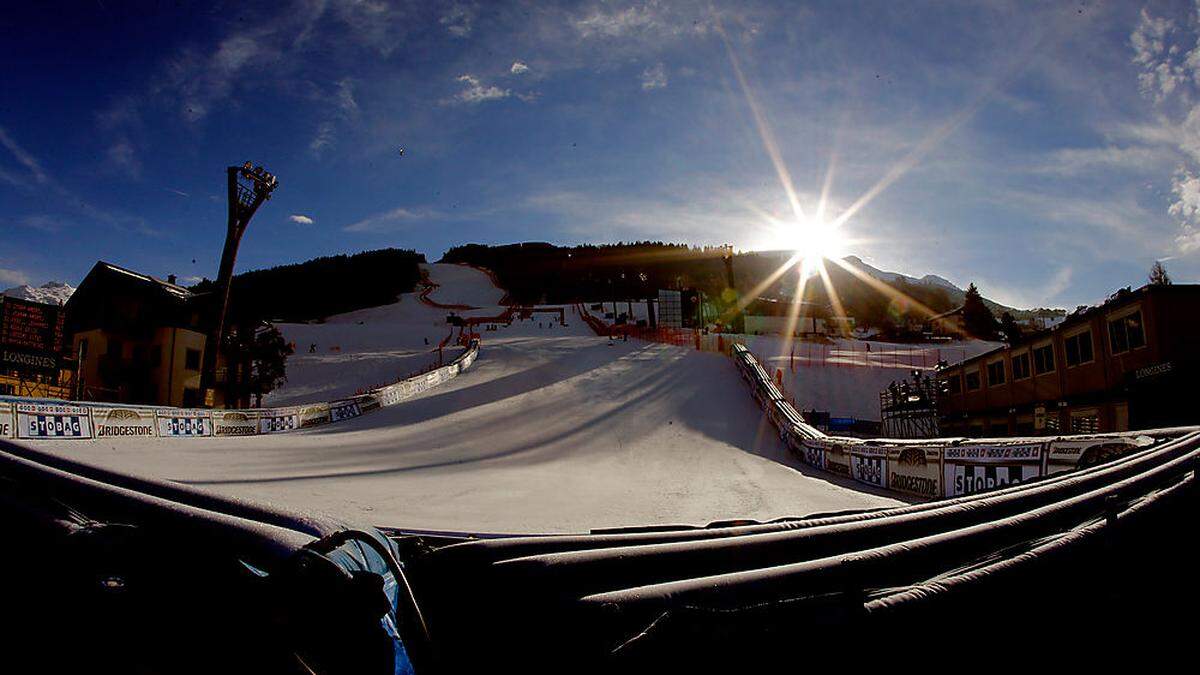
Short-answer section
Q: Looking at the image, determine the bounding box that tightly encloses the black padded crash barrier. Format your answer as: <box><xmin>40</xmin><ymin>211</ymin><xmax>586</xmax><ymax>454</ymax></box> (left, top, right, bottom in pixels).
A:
<box><xmin>402</xmin><ymin>434</ymin><xmax>1200</xmax><ymax>671</ymax></box>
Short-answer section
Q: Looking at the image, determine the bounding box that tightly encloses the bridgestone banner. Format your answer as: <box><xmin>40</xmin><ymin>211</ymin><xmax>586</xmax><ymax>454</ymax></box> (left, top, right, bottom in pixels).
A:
<box><xmin>92</xmin><ymin>406</ymin><xmax>157</xmax><ymax>439</ymax></box>
<box><xmin>157</xmin><ymin>409</ymin><xmax>212</xmax><ymax>437</ymax></box>
<box><xmin>17</xmin><ymin>403</ymin><xmax>93</xmax><ymax>439</ymax></box>
<box><xmin>1045</xmin><ymin>436</ymin><xmax>1146</xmax><ymax>476</ymax></box>
<box><xmin>887</xmin><ymin>445</ymin><xmax>942</xmax><ymax>498</ymax></box>
<box><xmin>0</xmin><ymin>403</ymin><xmax>14</xmax><ymax>438</ymax></box>
<box><xmin>943</xmin><ymin>442</ymin><xmax>1044</xmax><ymax>497</ymax></box>
<box><xmin>259</xmin><ymin>408</ymin><xmax>300</xmax><ymax>434</ymax></box>
<box><xmin>213</xmin><ymin>410</ymin><xmax>259</xmax><ymax>437</ymax></box>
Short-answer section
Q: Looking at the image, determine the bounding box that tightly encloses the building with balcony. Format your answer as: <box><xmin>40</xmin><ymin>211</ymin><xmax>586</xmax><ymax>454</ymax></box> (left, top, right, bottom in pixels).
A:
<box><xmin>937</xmin><ymin>283</ymin><xmax>1200</xmax><ymax>436</ymax></box>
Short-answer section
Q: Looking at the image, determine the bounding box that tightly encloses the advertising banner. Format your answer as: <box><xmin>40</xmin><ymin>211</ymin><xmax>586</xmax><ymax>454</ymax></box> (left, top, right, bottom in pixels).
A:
<box><xmin>156</xmin><ymin>409</ymin><xmax>212</xmax><ymax>437</ymax></box>
<box><xmin>91</xmin><ymin>406</ymin><xmax>157</xmax><ymax>439</ymax></box>
<box><xmin>16</xmin><ymin>403</ymin><xmax>92</xmax><ymax>439</ymax></box>
<box><xmin>886</xmin><ymin>445</ymin><xmax>942</xmax><ymax>498</ymax></box>
<box><xmin>822</xmin><ymin>439</ymin><xmax>854</xmax><ymax>478</ymax></box>
<box><xmin>799</xmin><ymin>439</ymin><xmax>826</xmax><ymax>469</ymax></box>
<box><xmin>259</xmin><ymin>407</ymin><xmax>301</xmax><ymax>434</ymax></box>
<box><xmin>1045</xmin><ymin>436</ymin><xmax>1145</xmax><ymax>476</ymax></box>
<box><xmin>943</xmin><ymin>441</ymin><xmax>1044</xmax><ymax>497</ymax></box>
<box><xmin>329</xmin><ymin>399</ymin><xmax>363</xmax><ymax>423</ymax></box>
<box><xmin>0</xmin><ymin>402</ymin><xmax>13</xmax><ymax>438</ymax></box>
<box><xmin>213</xmin><ymin>410</ymin><xmax>259</xmax><ymax>437</ymax></box>
<box><xmin>296</xmin><ymin>403</ymin><xmax>331</xmax><ymax>429</ymax></box>
<box><xmin>850</xmin><ymin>445</ymin><xmax>888</xmax><ymax>489</ymax></box>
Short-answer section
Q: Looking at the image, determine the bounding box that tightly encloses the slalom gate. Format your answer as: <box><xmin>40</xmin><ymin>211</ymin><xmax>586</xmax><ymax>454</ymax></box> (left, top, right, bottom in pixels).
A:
<box><xmin>0</xmin><ymin>339</ymin><xmax>480</xmax><ymax>442</ymax></box>
<box><xmin>729</xmin><ymin>342</ymin><xmax>1193</xmax><ymax>499</ymax></box>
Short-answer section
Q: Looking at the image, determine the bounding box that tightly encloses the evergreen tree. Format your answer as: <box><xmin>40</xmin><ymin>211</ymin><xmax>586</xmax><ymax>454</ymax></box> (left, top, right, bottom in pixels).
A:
<box><xmin>1149</xmin><ymin>260</ymin><xmax>1172</xmax><ymax>285</ymax></box>
<box><xmin>998</xmin><ymin>311</ymin><xmax>1023</xmax><ymax>344</ymax></box>
<box><xmin>244</xmin><ymin>325</ymin><xmax>294</xmax><ymax>407</ymax></box>
<box><xmin>961</xmin><ymin>283</ymin><xmax>999</xmax><ymax>339</ymax></box>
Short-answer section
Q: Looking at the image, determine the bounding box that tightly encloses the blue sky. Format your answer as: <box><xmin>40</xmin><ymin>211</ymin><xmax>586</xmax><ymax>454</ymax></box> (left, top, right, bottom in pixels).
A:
<box><xmin>3</xmin><ymin>0</ymin><xmax>1200</xmax><ymax>309</ymax></box>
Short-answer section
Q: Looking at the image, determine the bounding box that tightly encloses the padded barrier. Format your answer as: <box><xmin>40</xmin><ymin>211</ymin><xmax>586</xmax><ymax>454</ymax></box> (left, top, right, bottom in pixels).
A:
<box><xmin>0</xmin><ymin>339</ymin><xmax>480</xmax><ymax>442</ymax></box>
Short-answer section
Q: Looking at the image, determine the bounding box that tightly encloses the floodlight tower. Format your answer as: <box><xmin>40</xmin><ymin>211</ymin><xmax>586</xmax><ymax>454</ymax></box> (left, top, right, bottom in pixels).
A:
<box><xmin>199</xmin><ymin>162</ymin><xmax>278</xmax><ymax>407</ymax></box>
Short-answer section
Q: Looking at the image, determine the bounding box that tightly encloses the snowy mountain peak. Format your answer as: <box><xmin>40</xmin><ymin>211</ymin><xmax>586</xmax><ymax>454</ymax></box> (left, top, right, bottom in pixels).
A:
<box><xmin>841</xmin><ymin>256</ymin><xmax>963</xmax><ymax>294</ymax></box>
<box><xmin>2</xmin><ymin>281</ymin><xmax>75</xmax><ymax>306</ymax></box>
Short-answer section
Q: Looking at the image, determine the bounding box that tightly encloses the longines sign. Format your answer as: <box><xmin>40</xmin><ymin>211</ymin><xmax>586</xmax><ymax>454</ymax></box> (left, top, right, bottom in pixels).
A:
<box><xmin>1</xmin><ymin>347</ymin><xmax>59</xmax><ymax>374</ymax></box>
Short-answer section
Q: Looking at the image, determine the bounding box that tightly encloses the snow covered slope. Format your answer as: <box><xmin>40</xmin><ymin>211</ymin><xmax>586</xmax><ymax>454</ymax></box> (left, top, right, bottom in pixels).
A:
<box><xmin>2</xmin><ymin>281</ymin><xmax>74</xmax><ymax>306</ymax></box>
<box><xmin>265</xmin><ymin>263</ymin><xmax>504</xmax><ymax>405</ymax></box>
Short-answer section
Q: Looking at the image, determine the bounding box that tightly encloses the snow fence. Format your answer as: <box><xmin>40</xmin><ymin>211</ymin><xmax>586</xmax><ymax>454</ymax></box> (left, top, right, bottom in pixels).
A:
<box><xmin>729</xmin><ymin>342</ymin><xmax>1183</xmax><ymax>500</ymax></box>
<box><xmin>0</xmin><ymin>339</ymin><xmax>480</xmax><ymax>441</ymax></box>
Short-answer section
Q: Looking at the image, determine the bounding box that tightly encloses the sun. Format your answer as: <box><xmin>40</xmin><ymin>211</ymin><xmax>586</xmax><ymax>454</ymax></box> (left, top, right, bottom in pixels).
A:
<box><xmin>769</xmin><ymin>217</ymin><xmax>847</xmax><ymax>275</ymax></box>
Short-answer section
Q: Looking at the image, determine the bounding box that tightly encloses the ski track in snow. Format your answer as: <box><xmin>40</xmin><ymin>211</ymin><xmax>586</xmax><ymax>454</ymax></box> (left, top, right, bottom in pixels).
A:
<box><xmin>28</xmin><ymin>263</ymin><xmax>906</xmax><ymax>533</ymax></box>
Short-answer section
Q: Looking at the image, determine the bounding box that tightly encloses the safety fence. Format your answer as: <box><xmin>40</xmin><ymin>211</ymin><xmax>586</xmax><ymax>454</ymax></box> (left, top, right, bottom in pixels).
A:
<box><xmin>729</xmin><ymin>343</ymin><xmax>1189</xmax><ymax>500</ymax></box>
<box><xmin>0</xmin><ymin>339</ymin><xmax>480</xmax><ymax>442</ymax></box>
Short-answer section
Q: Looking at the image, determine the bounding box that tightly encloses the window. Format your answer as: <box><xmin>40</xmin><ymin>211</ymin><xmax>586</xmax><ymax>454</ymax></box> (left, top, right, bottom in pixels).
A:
<box><xmin>1033</xmin><ymin>344</ymin><xmax>1055</xmax><ymax>375</ymax></box>
<box><xmin>965</xmin><ymin>371</ymin><xmax>981</xmax><ymax>391</ymax></box>
<box><xmin>1108</xmin><ymin>310</ymin><xmax>1145</xmax><ymax>354</ymax></box>
<box><xmin>184</xmin><ymin>348</ymin><xmax>201</xmax><ymax>371</ymax></box>
<box><xmin>986</xmin><ymin>361</ymin><xmax>1005</xmax><ymax>386</ymax></box>
<box><xmin>944</xmin><ymin>374</ymin><xmax>961</xmax><ymax>394</ymax></box>
<box><xmin>1011</xmin><ymin>352</ymin><xmax>1030</xmax><ymax>380</ymax></box>
<box><xmin>1063</xmin><ymin>330</ymin><xmax>1093</xmax><ymax>367</ymax></box>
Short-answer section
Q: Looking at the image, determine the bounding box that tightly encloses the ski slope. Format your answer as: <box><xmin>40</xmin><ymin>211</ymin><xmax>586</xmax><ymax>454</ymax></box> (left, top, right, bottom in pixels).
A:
<box><xmin>28</xmin><ymin>263</ymin><xmax>903</xmax><ymax>533</ymax></box>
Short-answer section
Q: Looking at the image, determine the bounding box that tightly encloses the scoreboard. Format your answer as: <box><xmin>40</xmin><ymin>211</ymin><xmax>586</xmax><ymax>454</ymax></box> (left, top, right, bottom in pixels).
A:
<box><xmin>0</xmin><ymin>297</ymin><xmax>66</xmax><ymax>374</ymax></box>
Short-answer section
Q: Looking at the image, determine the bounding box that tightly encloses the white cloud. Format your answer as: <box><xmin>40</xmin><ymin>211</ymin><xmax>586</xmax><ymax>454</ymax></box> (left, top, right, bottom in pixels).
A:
<box><xmin>0</xmin><ymin>267</ymin><xmax>30</xmax><ymax>287</ymax></box>
<box><xmin>641</xmin><ymin>62</ymin><xmax>667</xmax><ymax>90</ymax></box>
<box><xmin>511</xmin><ymin>60</ymin><xmax>529</xmax><ymax>75</ymax></box>
<box><xmin>289</xmin><ymin>214</ymin><xmax>315</xmax><ymax>225</ymax></box>
<box><xmin>310</xmin><ymin>121</ymin><xmax>335</xmax><ymax>156</ymax></box>
<box><xmin>107</xmin><ymin>140</ymin><xmax>141</xmax><ymax>178</ymax></box>
<box><xmin>0</xmin><ymin>125</ymin><xmax>49</xmax><ymax>185</ymax></box>
<box><xmin>440</xmin><ymin>3</ymin><xmax>477</xmax><ymax>38</ymax></box>
<box><xmin>344</xmin><ymin>206</ymin><xmax>439</xmax><ymax>233</ymax></box>
<box><xmin>444</xmin><ymin>74</ymin><xmax>511</xmax><ymax>105</ymax></box>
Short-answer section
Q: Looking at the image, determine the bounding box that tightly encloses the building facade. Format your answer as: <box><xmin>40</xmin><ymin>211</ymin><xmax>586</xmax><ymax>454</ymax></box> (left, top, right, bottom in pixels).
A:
<box><xmin>65</xmin><ymin>262</ymin><xmax>238</xmax><ymax>408</ymax></box>
<box><xmin>938</xmin><ymin>284</ymin><xmax>1199</xmax><ymax>436</ymax></box>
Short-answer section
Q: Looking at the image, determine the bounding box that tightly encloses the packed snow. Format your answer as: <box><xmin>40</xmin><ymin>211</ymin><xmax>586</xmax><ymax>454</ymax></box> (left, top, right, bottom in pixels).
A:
<box><xmin>28</xmin><ymin>263</ymin><xmax>905</xmax><ymax>533</ymax></box>
<box><xmin>2</xmin><ymin>281</ymin><xmax>75</xmax><ymax>306</ymax></box>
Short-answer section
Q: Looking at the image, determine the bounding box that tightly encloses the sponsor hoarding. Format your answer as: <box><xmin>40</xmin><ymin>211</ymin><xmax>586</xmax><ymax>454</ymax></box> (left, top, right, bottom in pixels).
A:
<box><xmin>799</xmin><ymin>439</ymin><xmax>826</xmax><ymax>469</ymax></box>
<box><xmin>156</xmin><ymin>409</ymin><xmax>213</xmax><ymax>437</ymax></box>
<box><xmin>850</xmin><ymin>445</ymin><xmax>888</xmax><ymax>488</ymax></box>
<box><xmin>259</xmin><ymin>407</ymin><xmax>301</xmax><ymax>434</ymax></box>
<box><xmin>1045</xmin><ymin>436</ymin><xmax>1145</xmax><ymax>476</ymax></box>
<box><xmin>329</xmin><ymin>399</ymin><xmax>362</xmax><ymax>423</ymax></box>
<box><xmin>92</xmin><ymin>406</ymin><xmax>157</xmax><ymax>439</ymax></box>
<box><xmin>0</xmin><ymin>402</ymin><xmax>13</xmax><ymax>438</ymax></box>
<box><xmin>16</xmin><ymin>403</ymin><xmax>93</xmax><ymax>439</ymax></box>
<box><xmin>297</xmin><ymin>403</ymin><xmax>331</xmax><ymax>429</ymax></box>
<box><xmin>886</xmin><ymin>445</ymin><xmax>942</xmax><ymax>498</ymax></box>
<box><xmin>943</xmin><ymin>441</ymin><xmax>1044</xmax><ymax>497</ymax></box>
<box><xmin>213</xmin><ymin>410</ymin><xmax>259</xmax><ymax>437</ymax></box>
<box><xmin>823</xmin><ymin>440</ymin><xmax>853</xmax><ymax>478</ymax></box>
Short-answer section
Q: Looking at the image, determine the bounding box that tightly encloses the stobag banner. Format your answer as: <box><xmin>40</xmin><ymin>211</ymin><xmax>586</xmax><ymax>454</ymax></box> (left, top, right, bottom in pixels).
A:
<box><xmin>329</xmin><ymin>398</ymin><xmax>365</xmax><ymax>423</ymax></box>
<box><xmin>799</xmin><ymin>439</ymin><xmax>826</xmax><ymax>469</ymax></box>
<box><xmin>157</xmin><ymin>409</ymin><xmax>213</xmax><ymax>437</ymax></box>
<box><xmin>850</xmin><ymin>445</ymin><xmax>888</xmax><ymax>488</ymax></box>
<box><xmin>0</xmin><ymin>402</ymin><xmax>14</xmax><ymax>438</ymax></box>
<box><xmin>943</xmin><ymin>441</ymin><xmax>1045</xmax><ymax>497</ymax></box>
<box><xmin>16</xmin><ymin>403</ymin><xmax>92</xmax><ymax>439</ymax></box>
<box><xmin>213</xmin><ymin>410</ymin><xmax>259</xmax><ymax>437</ymax></box>
<box><xmin>92</xmin><ymin>406</ymin><xmax>157</xmax><ymax>439</ymax></box>
<box><xmin>886</xmin><ymin>445</ymin><xmax>942</xmax><ymax>498</ymax></box>
<box><xmin>259</xmin><ymin>407</ymin><xmax>301</xmax><ymax>434</ymax></box>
